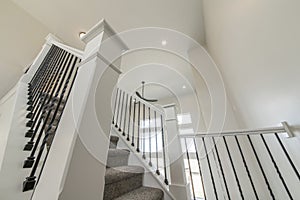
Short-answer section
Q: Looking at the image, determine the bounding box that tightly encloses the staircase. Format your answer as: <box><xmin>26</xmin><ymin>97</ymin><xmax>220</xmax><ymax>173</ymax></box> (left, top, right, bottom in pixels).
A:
<box><xmin>0</xmin><ymin>19</ymin><xmax>299</xmax><ymax>200</ymax></box>
<box><xmin>104</xmin><ymin>135</ymin><xmax>164</xmax><ymax>200</ymax></box>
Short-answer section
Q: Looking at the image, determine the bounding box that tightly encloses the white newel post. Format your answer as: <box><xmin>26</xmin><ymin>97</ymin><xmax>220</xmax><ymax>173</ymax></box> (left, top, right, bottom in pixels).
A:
<box><xmin>163</xmin><ymin>104</ymin><xmax>191</xmax><ymax>200</ymax></box>
<box><xmin>56</xmin><ymin>20</ymin><xmax>127</xmax><ymax>200</ymax></box>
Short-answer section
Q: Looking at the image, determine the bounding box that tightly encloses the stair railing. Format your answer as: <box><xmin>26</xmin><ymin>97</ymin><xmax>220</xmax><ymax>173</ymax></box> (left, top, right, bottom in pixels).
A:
<box><xmin>112</xmin><ymin>88</ymin><xmax>170</xmax><ymax>185</ymax></box>
<box><xmin>180</xmin><ymin>122</ymin><xmax>299</xmax><ymax>200</ymax></box>
<box><xmin>22</xmin><ymin>44</ymin><xmax>81</xmax><ymax>192</ymax></box>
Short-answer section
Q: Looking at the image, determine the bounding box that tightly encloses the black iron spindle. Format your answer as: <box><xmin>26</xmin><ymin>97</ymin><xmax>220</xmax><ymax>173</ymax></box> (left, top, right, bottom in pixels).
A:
<box><xmin>247</xmin><ymin>135</ymin><xmax>275</xmax><ymax>199</ymax></box>
<box><xmin>122</xmin><ymin>93</ymin><xmax>128</xmax><ymax>136</ymax></box>
<box><xmin>23</xmin><ymin>53</ymin><xmax>73</xmax><ymax>164</ymax></box>
<box><xmin>260</xmin><ymin>134</ymin><xmax>293</xmax><ymax>199</ymax></box>
<box><xmin>112</xmin><ymin>88</ymin><xmax>119</xmax><ymax>124</ymax></box>
<box><xmin>127</xmin><ymin>96</ymin><xmax>132</xmax><ymax>141</ymax></box>
<box><xmin>234</xmin><ymin>136</ymin><xmax>259</xmax><ymax>199</ymax></box>
<box><xmin>25</xmin><ymin>49</ymin><xmax>67</xmax><ymax>138</ymax></box>
<box><xmin>23</xmin><ymin>55</ymin><xmax>79</xmax><ymax>191</ymax></box>
<box><xmin>154</xmin><ymin>111</ymin><xmax>160</xmax><ymax>175</ymax></box>
<box><xmin>212</xmin><ymin>137</ymin><xmax>231</xmax><ymax>200</ymax></box>
<box><xmin>184</xmin><ymin>138</ymin><xmax>196</xmax><ymax>200</ymax></box>
<box><xmin>202</xmin><ymin>137</ymin><xmax>219</xmax><ymax>200</ymax></box>
<box><xmin>142</xmin><ymin>103</ymin><xmax>146</xmax><ymax>159</ymax></box>
<box><xmin>131</xmin><ymin>99</ymin><xmax>136</xmax><ymax>147</ymax></box>
<box><xmin>118</xmin><ymin>91</ymin><xmax>125</xmax><ymax>132</ymax></box>
<box><xmin>26</xmin><ymin>49</ymin><xmax>66</xmax><ymax>129</ymax></box>
<box><xmin>148</xmin><ymin>107</ymin><xmax>152</xmax><ymax>166</ymax></box>
<box><xmin>27</xmin><ymin>48</ymin><xmax>64</xmax><ymax>112</ymax></box>
<box><xmin>26</xmin><ymin>47</ymin><xmax>59</xmax><ymax>119</ymax></box>
<box><xmin>274</xmin><ymin>133</ymin><xmax>300</xmax><ymax>180</ymax></box>
<box><xmin>193</xmin><ymin>138</ymin><xmax>207</xmax><ymax>200</ymax></box>
<box><xmin>115</xmin><ymin>89</ymin><xmax>122</xmax><ymax>129</ymax></box>
<box><xmin>160</xmin><ymin>115</ymin><xmax>169</xmax><ymax>185</ymax></box>
<box><xmin>24</xmin><ymin>51</ymin><xmax>69</xmax><ymax>141</ymax></box>
<box><xmin>136</xmin><ymin>101</ymin><xmax>141</xmax><ymax>152</ymax></box>
<box><xmin>223</xmin><ymin>136</ymin><xmax>244</xmax><ymax>200</ymax></box>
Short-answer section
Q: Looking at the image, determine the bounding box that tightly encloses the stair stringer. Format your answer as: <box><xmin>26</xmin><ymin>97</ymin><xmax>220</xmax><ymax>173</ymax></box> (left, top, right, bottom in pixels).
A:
<box><xmin>111</xmin><ymin>127</ymin><xmax>175</xmax><ymax>200</ymax></box>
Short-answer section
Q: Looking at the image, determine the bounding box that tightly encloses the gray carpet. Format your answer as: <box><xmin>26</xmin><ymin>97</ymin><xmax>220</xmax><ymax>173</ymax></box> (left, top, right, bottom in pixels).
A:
<box><xmin>104</xmin><ymin>135</ymin><xmax>164</xmax><ymax>200</ymax></box>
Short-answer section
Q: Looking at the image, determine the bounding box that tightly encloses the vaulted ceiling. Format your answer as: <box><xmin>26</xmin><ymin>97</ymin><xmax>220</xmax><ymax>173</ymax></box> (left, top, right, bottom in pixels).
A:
<box><xmin>11</xmin><ymin>0</ymin><xmax>206</xmax><ymax>49</ymax></box>
<box><xmin>0</xmin><ymin>0</ymin><xmax>205</xmax><ymax>99</ymax></box>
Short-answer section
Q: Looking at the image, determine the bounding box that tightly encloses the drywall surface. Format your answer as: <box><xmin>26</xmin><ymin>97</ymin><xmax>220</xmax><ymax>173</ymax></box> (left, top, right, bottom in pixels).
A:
<box><xmin>0</xmin><ymin>0</ymin><xmax>49</xmax><ymax>98</ymax></box>
<box><xmin>0</xmin><ymin>91</ymin><xmax>16</xmax><ymax>170</ymax></box>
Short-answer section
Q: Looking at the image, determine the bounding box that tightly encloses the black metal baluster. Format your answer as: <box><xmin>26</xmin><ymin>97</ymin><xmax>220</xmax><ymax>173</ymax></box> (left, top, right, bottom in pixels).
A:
<box><xmin>122</xmin><ymin>93</ymin><xmax>128</xmax><ymax>136</ymax></box>
<box><xmin>260</xmin><ymin>134</ymin><xmax>293</xmax><ymax>199</ymax></box>
<box><xmin>274</xmin><ymin>133</ymin><xmax>300</xmax><ymax>180</ymax></box>
<box><xmin>131</xmin><ymin>99</ymin><xmax>136</xmax><ymax>147</ymax></box>
<box><xmin>28</xmin><ymin>46</ymin><xmax>57</xmax><ymax>99</ymax></box>
<box><xmin>223</xmin><ymin>136</ymin><xmax>243</xmax><ymax>200</ymax></box>
<box><xmin>25</xmin><ymin>50</ymin><xmax>69</xmax><ymax>140</ymax></box>
<box><xmin>127</xmin><ymin>96</ymin><xmax>132</xmax><ymax>141</ymax></box>
<box><xmin>28</xmin><ymin>46</ymin><xmax>56</xmax><ymax>100</ymax></box>
<box><xmin>112</xmin><ymin>88</ymin><xmax>119</xmax><ymax>124</ymax></box>
<box><xmin>203</xmin><ymin>137</ymin><xmax>219</xmax><ymax>200</ymax></box>
<box><xmin>26</xmin><ymin>47</ymin><xmax>59</xmax><ymax>119</ymax></box>
<box><xmin>115</xmin><ymin>89</ymin><xmax>122</xmax><ymax>129</ymax></box>
<box><xmin>23</xmin><ymin>55</ymin><xmax>79</xmax><ymax>192</ymax></box>
<box><xmin>247</xmin><ymin>135</ymin><xmax>275</xmax><ymax>199</ymax></box>
<box><xmin>212</xmin><ymin>137</ymin><xmax>230</xmax><ymax>200</ymax></box>
<box><xmin>26</xmin><ymin>49</ymin><xmax>65</xmax><ymax>129</ymax></box>
<box><xmin>160</xmin><ymin>115</ymin><xmax>169</xmax><ymax>185</ymax></box>
<box><xmin>234</xmin><ymin>136</ymin><xmax>259</xmax><ymax>199</ymax></box>
<box><xmin>28</xmin><ymin>48</ymin><xmax>63</xmax><ymax>112</ymax></box>
<box><xmin>193</xmin><ymin>138</ymin><xmax>207</xmax><ymax>200</ymax></box>
<box><xmin>27</xmin><ymin>47</ymin><xmax>61</xmax><ymax>112</ymax></box>
<box><xmin>118</xmin><ymin>91</ymin><xmax>125</xmax><ymax>132</ymax></box>
<box><xmin>136</xmin><ymin>101</ymin><xmax>141</xmax><ymax>152</ymax></box>
<box><xmin>148</xmin><ymin>107</ymin><xmax>152</xmax><ymax>166</ymax></box>
<box><xmin>36</xmin><ymin>65</ymin><xmax>79</xmax><ymax>188</ymax></box>
<box><xmin>154</xmin><ymin>111</ymin><xmax>160</xmax><ymax>175</ymax></box>
<box><xmin>25</xmin><ymin>49</ymin><xmax>66</xmax><ymax>138</ymax></box>
<box><xmin>184</xmin><ymin>138</ymin><xmax>196</xmax><ymax>200</ymax></box>
<box><xmin>23</xmin><ymin>53</ymin><xmax>73</xmax><ymax>164</ymax></box>
<box><xmin>142</xmin><ymin>103</ymin><xmax>146</xmax><ymax>159</ymax></box>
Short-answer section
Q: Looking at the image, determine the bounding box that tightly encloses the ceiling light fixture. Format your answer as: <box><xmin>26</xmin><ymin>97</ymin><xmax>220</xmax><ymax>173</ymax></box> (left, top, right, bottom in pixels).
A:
<box><xmin>161</xmin><ymin>40</ymin><xmax>167</xmax><ymax>46</ymax></box>
<box><xmin>79</xmin><ymin>32</ymin><xmax>86</xmax><ymax>39</ymax></box>
<box><xmin>182</xmin><ymin>85</ymin><xmax>186</xmax><ymax>89</ymax></box>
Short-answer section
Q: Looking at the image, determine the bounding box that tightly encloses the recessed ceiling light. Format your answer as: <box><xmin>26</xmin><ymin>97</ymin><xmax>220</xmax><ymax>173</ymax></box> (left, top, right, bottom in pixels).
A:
<box><xmin>161</xmin><ymin>40</ymin><xmax>167</xmax><ymax>46</ymax></box>
<box><xmin>182</xmin><ymin>85</ymin><xmax>186</xmax><ymax>89</ymax></box>
<box><xmin>79</xmin><ymin>32</ymin><xmax>86</xmax><ymax>39</ymax></box>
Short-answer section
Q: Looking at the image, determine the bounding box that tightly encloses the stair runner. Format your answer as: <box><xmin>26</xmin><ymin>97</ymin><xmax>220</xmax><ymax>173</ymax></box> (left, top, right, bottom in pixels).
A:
<box><xmin>104</xmin><ymin>136</ymin><xmax>164</xmax><ymax>200</ymax></box>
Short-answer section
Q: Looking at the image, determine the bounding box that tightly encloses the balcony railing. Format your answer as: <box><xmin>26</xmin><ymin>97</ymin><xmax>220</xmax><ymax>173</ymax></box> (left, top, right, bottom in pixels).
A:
<box><xmin>180</xmin><ymin>123</ymin><xmax>299</xmax><ymax>200</ymax></box>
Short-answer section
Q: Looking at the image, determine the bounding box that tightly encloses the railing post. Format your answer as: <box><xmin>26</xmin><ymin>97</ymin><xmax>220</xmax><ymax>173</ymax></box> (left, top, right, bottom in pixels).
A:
<box><xmin>52</xmin><ymin>19</ymin><xmax>128</xmax><ymax>200</ymax></box>
<box><xmin>163</xmin><ymin>104</ymin><xmax>190</xmax><ymax>200</ymax></box>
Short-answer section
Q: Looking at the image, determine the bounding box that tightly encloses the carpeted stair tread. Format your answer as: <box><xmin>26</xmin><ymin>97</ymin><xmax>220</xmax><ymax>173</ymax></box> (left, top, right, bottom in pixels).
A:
<box><xmin>108</xmin><ymin>149</ymin><xmax>130</xmax><ymax>157</ymax></box>
<box><xmin>107</xmin><ymin>149</ymin><xmax>130</xmax><ymax>167</ymax></box>
<box><xmin>113</xmin><ymin>186</ymin><xmax>164</xmax><ymax>200</ymax></box>
<box><xmin>105</xmin><ymin>165</ymin><xmax>144</xmax><ymax>185</ymax></box>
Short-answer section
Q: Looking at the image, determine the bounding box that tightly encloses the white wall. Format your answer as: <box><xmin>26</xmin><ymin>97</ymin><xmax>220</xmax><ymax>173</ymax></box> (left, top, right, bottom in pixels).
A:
<box><xmin>202</xmin><ymin>0</ymin><xmax>300</xmax><ymax>198</ymax></box>
<box><xmin>202</xmin><ymin>0</ymin><xmax>300</xmax><ymax>132</ymax></box>
<box><xmin>0</xmin><ymin>0</ymin><xmax>49</xmax><ymax>98</ymax></box>
<box><xmin>0</xmin><ymin>90</ymin><xmax>16</xmax><ymax>170</ymax></box>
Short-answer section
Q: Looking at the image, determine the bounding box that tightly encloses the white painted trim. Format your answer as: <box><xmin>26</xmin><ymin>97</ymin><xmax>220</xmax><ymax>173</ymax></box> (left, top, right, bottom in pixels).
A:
<box><xmin>78</xmin><ymin>51</ymin><xmax>122</xmax><ymax>74</ymax></box>
<box><xmin>0</xmin><ymin>85</ymin><xmax>17</xmax><ymax>105</ymax></box>
<box><xmin>45</xmin><ymin>33</ymin><xmax>83</xmax><ymax>59</ymax></box>
<box><xmin>81</xmin><ymin>19</ymin><xmax>128</xmax><ymax>50</ymax></box>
